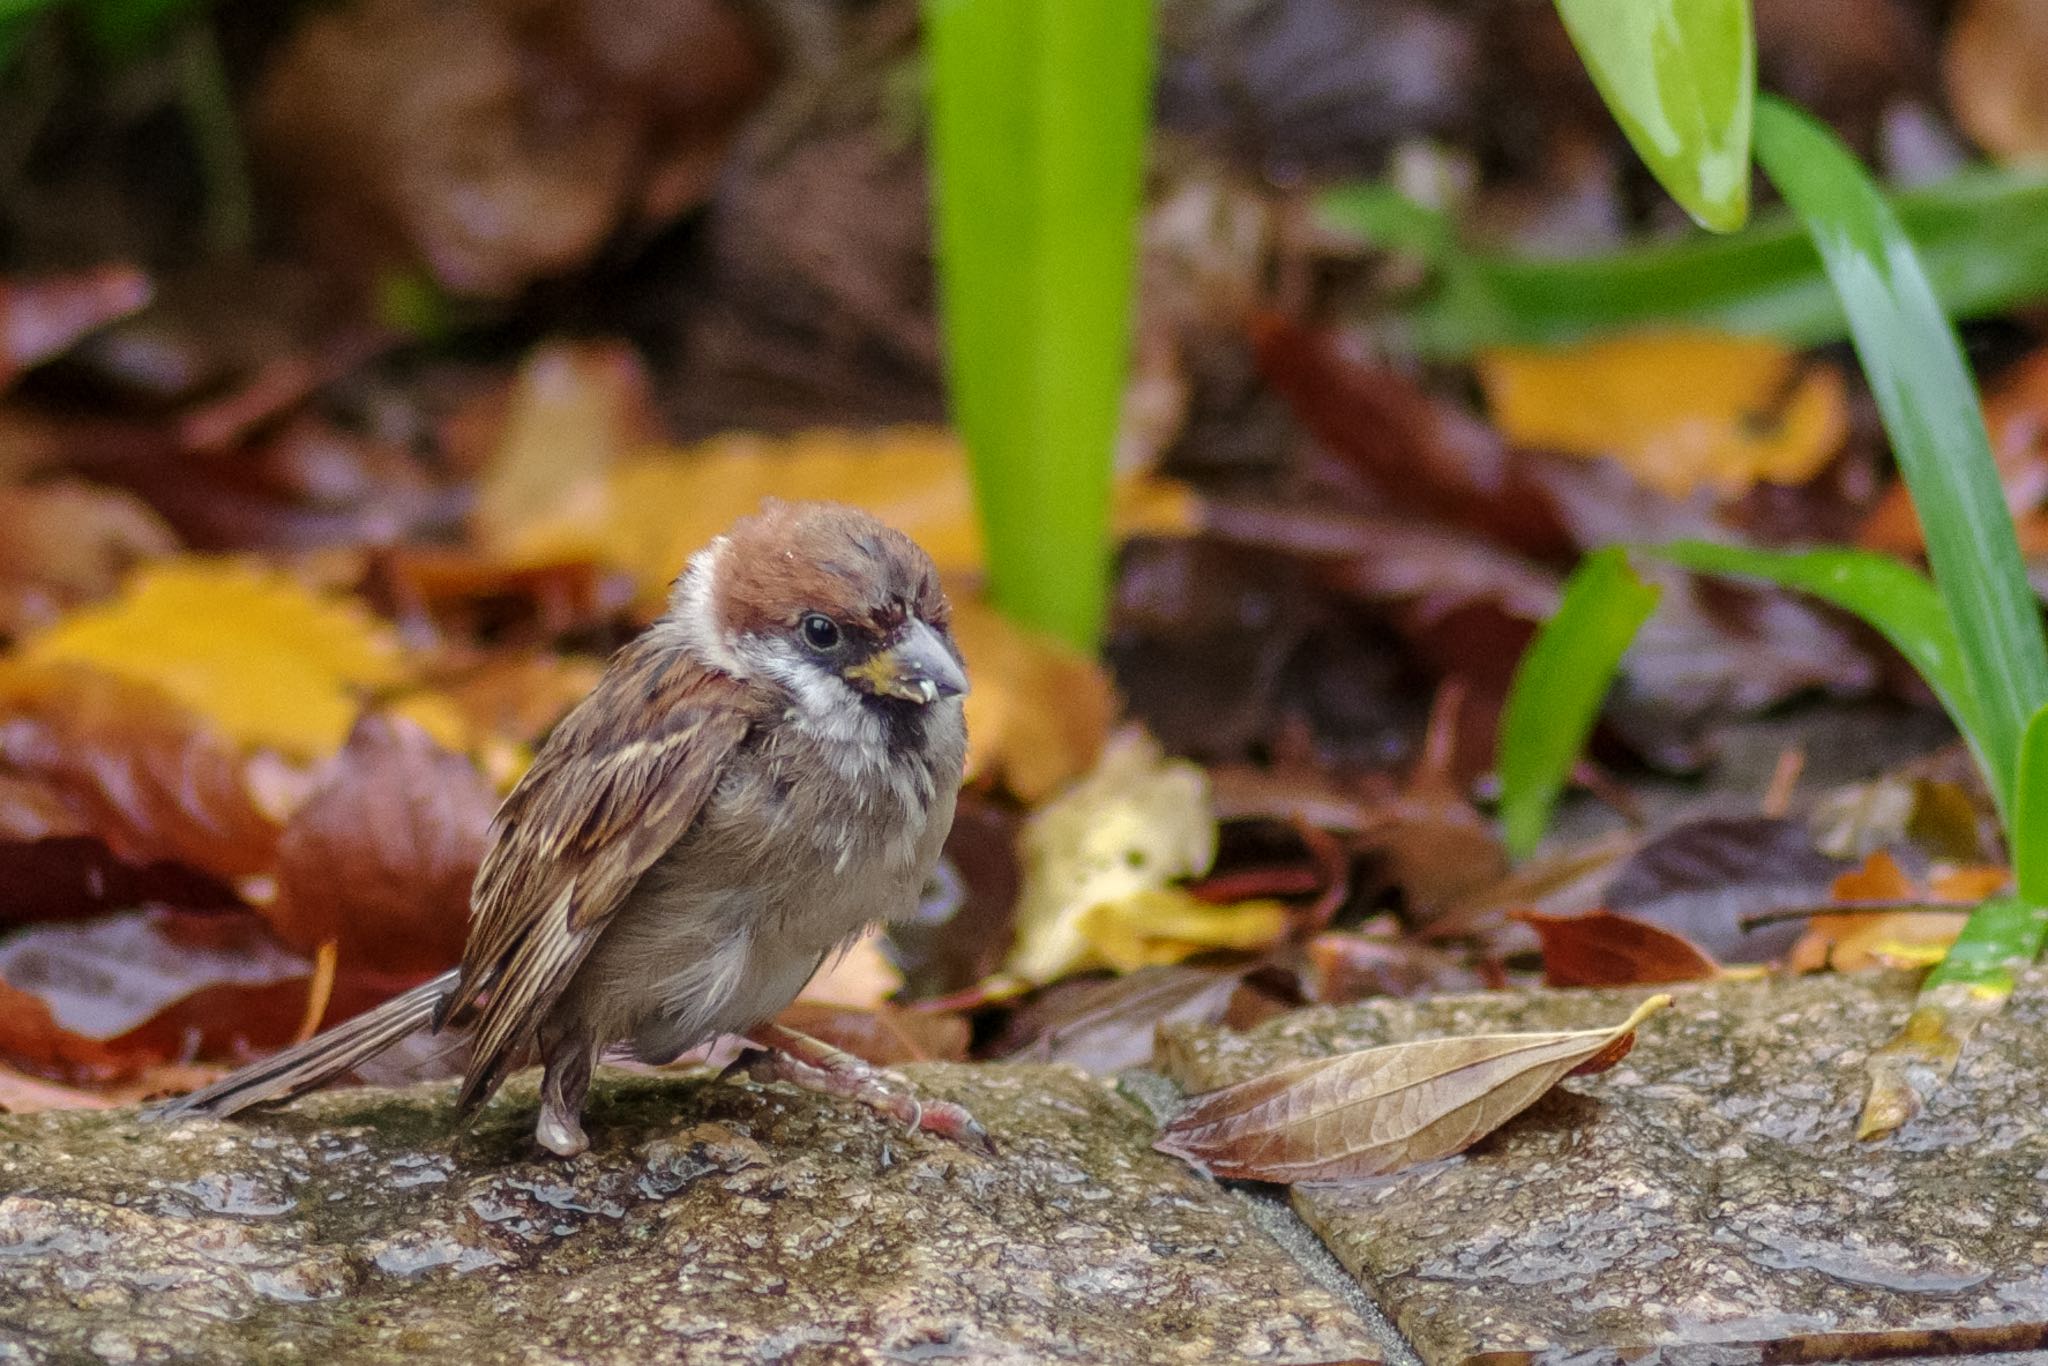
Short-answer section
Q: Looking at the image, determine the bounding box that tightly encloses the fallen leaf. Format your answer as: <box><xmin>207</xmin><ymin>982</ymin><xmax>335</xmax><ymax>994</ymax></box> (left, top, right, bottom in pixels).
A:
<box><xmin>950</xmin><ymin>599</ymin><xmax>1116</xmax><ymax>802</ymax></box>
<box><xmin>1788</xmin><ymin>849</ymin><xmax>2003</xmax><ymax>972</ymax></box>
<box><xmin>0</xmin><ymin>481</ymin><xmax>180</xmax><ymax>639</ymax></box>
<box><xmin>0</xmin><ymin>265</ymin><xmax>153</xmax><ymax>388</ymax></box>
<box><xmin>0</xmin><ymin>908</ymin><xmax>410</xmax><ymax>1082</ymax></box>
<box><xmin>1154</xmin><ymin>995</ymin><xmax>1672</xmax><ymax>1183</ymax></box>
<box><xmin>1298</xmin><ymin>933</ymin><xmax>1491</xmax><ymax>1004</ymax></box>
<box><xmin>1077</xmin><ymin>887</ymin><xmax>1291</xmax><ymax>974</ymax></box>
<box><xmin>23</xmin><ymin>559</ymin><xmax>407</xmax><ymax>758</ymax></box>
<box><xmin>772</xmin><ymin>1001</ymin><xmax>969</xmax><ymax>1066</ymax></box>
<box><xmin>253</xmin><ymin>0</ymin><xmax>774</xmax><ymax>297</ymax></box>
<box><xmin>1002</xmin><ymin>964</ymin><xmax>1246</xmax><ymax>1074</ymax></box>
<box><xmin>1251</xmin><ymin>313</ymin><xmax>1577</xmax><ymax>559</ymax></box>
<box><xmin>471</xmin><ymin>340</ymin><xmax>660</xmax><ymax>562</ymax></box>
<box><xmin>1513</xmin><ymin>910</ymin><xmax>1721</xmax><ymax>987</ymax></box>
<box><xmin>1003</xmin><ymin>730</ymin><xmax>1217</xmax><ymax>984</ymax></box>
<box><xmin>267</xmin><ymin>713</ymin><xmax>494</xmax><ymax>976</ymax></box>
<box><xmin>1477</xmin><ymin>331</ymin><xmax>1849</xmax><ymax>498</ymax></box>
<box><xmin>0</xmin><ymin>661</ymin><xmax>282</xmax><ymax>880</ymax></box>
<box><xmin>1602</xmin><ymin>816</ymin><xmax>1852</xmax><ymax>962</ymax></box>
<box><xmin>1943</xmin><ymin>0</ymin><xmax>2048</xmax><ymax>163</ymax></box>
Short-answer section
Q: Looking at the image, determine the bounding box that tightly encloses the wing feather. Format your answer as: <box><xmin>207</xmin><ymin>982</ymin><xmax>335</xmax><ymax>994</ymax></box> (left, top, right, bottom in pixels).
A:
<box><xmin>446</xmin><ymin>640</ymin><xmax>754</xmax><ymax>1111</ymax></box>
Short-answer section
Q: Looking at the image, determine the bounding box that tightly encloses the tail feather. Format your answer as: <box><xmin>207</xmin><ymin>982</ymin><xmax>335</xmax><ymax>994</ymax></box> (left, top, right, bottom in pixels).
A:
<box><xmin>150</xmin><ymin>970</ymin><xmax>460</xmax><ymax>1120</ymax></box>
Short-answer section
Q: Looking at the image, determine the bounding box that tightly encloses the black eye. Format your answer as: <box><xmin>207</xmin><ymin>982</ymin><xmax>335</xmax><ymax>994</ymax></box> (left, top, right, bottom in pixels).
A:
<box><xmin>800</xmin><ymin>614</ymin><xmax>842</xmax><ymax>651</ymax></box>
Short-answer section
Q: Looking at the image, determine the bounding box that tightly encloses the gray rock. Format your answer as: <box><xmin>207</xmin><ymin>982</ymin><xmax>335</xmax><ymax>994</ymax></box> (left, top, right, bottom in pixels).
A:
<box><xmin>0</xmin><ymin>1063</ymin><xmax>1383</xmax><ymax>1365</ymax></box>
<box><xmin>1158</xmin><ymin>969</ymin><xmax>2048</xmax><ymax>1365</ymax></box>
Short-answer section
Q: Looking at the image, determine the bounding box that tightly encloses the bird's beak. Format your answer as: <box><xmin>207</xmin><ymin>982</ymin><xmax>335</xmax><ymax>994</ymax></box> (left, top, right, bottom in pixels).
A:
<box><xmin>846</xmin><ymin>618</ymin><xmax>969</xmax><ymax>704</ymax></box>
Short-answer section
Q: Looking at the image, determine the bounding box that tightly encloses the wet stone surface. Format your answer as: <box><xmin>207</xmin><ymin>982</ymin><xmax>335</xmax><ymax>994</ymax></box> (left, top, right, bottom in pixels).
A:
<box><xmin>0</xmin><ymin>1063</ymin><xmax>1383</xmax><ymax>1365</ymax></box>
<box><xmin>1160</xmin><ymin>968</ymin><xmax>2048</xmax><ymax>1366</ymax></box>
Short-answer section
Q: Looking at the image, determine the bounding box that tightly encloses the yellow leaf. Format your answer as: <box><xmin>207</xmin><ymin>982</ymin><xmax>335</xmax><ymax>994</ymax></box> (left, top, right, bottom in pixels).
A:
<box><xmin>1004</xmin><ymin>730</ymin><xmax>1217</xmax><ymax>984</ymax></box>
<box><xmin>951</xmin><ymin>599</ymin><xmax>1115</xmax><ymax>802</ymax></box>
<box><xmin>1477</xmin><ymin>331</ymin><xmax>1849</xmax><ymax>498</ymax></box>
<box><xmin>22</xmin><ymin>560</ymin><xmax>406</xmax><ymax>758</ymax></box>
<box><xmin>1078</xmin><ymin>888</ymin><xmax>1290</xmax><ymax>974</ymax></box>
<box><xmin>472</xmin><ymin>341</ymin><xmax>655</xmax><ymax>564</ymax></box>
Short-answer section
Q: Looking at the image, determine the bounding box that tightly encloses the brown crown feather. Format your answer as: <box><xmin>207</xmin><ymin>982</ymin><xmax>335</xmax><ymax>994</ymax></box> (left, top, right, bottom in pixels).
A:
<box><xmin>711</xmin><ymin>500</ymin><xmax>949</xmax><ymax>637</ymax></box>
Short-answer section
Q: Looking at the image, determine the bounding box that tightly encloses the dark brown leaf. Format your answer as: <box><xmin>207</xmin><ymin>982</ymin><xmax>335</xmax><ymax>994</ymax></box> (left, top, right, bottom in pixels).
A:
<box><xmin>1513</xmin><ymin>910</ymin><xmax>1721</xmax><ymax>988</ymax></box>
<box><xmin>0</xmin><ymin>662</ymin><xmax>281</xmax><ymax>881</ymax></box>
<box><xmin>1298</xmin><ymin>933</ymin><xmax>1490</xmax><ymax>1004</ymax></box>
<box><xmin>1605</xmin><ymin>816</ymin><xmax>1850</xmax><ymax>961</ymax></box>
<box><xmin>773</xmin><ymin>1001</ymin><xmax>970</xmax><ymax>1067</ymax></box>
<box><xmin>1003</xmin><ymin>965</ymin><xmax>1246</xmax><ymax>1075</ymax></box>
<box><xmin>1155</xmin><ymin>995</ymin><xmax>1671</xmax><ymax>1183</ymax></box>
<box><xmin>0</xmin><ymin>266</ymin><xmax>153</xmax><ymax>389</ymax></box>
<box><xmin>268</xmin><ymin>713</ymin><xmax>494</xmax><ymax>975</ymax></box>
<box><xmin>0</xmin><ymin>907</ymin><xmax>417</xmax><ymax>1082</ymax></box>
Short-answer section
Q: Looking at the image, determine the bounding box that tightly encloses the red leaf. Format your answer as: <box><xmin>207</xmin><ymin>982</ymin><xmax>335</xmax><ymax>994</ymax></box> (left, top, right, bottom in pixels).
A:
<box><xmin>0</xmin><ymin>662</ymin><xmax>282</xmax><ymax>880</ymax></box>
<box><xmin>774</xmin><ymin>1001</ymin><xmax>970</xmax><ymax>1066</ymax></box>
<box><xmin>1513</xmin><ymin>909</ymin><xmax>1721</xmax><ymax>988</ymax></box>
<box><xmin>267</xmin><ymin>713</ymin><xmax>494</xmax><ymax>975</ymax></box>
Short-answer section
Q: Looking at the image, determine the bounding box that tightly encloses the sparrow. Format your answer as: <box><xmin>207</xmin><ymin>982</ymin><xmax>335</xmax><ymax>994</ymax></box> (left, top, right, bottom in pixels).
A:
<box><xmin>157</xmin><ymin>500</ymin><xmax>978</xmax><ymax>1157</ymax></box>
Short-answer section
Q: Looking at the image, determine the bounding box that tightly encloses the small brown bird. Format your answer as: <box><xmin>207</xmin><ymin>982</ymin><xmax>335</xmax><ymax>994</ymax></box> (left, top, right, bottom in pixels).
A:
<box><xmin>158</xmin><ymin>500</ymin><xmax>977</xmax><ymax>1156</ymax></box>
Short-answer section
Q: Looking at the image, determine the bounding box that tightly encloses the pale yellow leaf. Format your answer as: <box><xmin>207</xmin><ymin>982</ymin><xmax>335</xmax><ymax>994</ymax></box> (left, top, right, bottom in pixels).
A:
<box><xmin>1156</xmin><ymin>994</ymin><xmax>1672</xmax><ymax>1183</ymax></box>
<box><xmin>1004</xmin><ymin>730</ymin><xmax>1217</xmax><ymax>984</ymax></box>
<box><xmin>1078</xmin><ymin>888</ymin><xmax>1290</xmax><ymax>974</ymax></box>
<box><xmin>471</xmin><ymin>340</ymin><xmax>656</xmax><ymax>563</ymax></box>
<box><xmin>1478</xmin><ymin>331</ymin><xmax>1848</xmax><ymax>498</ymax></box>
<box><xmin>22</xmin><ymin>559</ymin><xmax>406</xmax><ymax>758</ymax></box>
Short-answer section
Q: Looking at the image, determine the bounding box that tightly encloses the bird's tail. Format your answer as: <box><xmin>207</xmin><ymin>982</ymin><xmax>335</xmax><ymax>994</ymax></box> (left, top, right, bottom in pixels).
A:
<box><xmin>150</xmin><ymin>970</ymin><xmax>460</xmax><ymax>1120</ymax></box>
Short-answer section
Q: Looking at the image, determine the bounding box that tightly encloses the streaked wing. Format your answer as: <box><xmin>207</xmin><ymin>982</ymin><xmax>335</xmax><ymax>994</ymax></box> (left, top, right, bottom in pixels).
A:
<box><xmin>448</xmin><ymin>639</ymin><xmax>755</xmax><ymax>1110</ymax></box>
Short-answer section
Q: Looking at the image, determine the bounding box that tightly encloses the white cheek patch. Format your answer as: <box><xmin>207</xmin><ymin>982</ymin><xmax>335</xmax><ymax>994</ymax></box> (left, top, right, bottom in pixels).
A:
<box><xmin>736</xmin><ymin>636</ymin><xmax>887</xmax><ymax>759</ymax></box>
<box><xmin>656</xmin><ymin>538</ymin><xmax>748</xmax><ymax>679</ymax></box>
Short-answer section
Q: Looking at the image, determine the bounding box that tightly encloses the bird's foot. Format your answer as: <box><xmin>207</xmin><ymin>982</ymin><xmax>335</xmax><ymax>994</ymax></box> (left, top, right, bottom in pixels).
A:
<box><xmin>741</xmin><ymin>1022</ymin><xmax>995</xmax><ymax>1153</ymax></box>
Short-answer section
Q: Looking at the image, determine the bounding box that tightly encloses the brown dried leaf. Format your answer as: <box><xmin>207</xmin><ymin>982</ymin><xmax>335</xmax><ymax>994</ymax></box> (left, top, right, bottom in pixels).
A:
<box><xmin>772</xmin><ymin>1001</ymin><xmax>969</xmax><ymax>1067</ymax></box>
<box><xmin>0</xmin><ymin>266</ymin><xmax>153</xmax><ymax>388</ymax></box>
<box><xmin>0</xmin><ymin>661</ymin><xmax>282</xmax><ymax>880</ymax></box>
<box><xmin>268</xmin><ymin>713</ymin><xmax>494</xmax><ymax>975</ymax></box>
<box><xmin>0</xmin><ymin>481</ymin><xmax>180</xmax><ymax>640</ymax></box>
<box><xmin>1513</xmin><ymin>910</ymin><xmax>1721</xmax><ymax>988</ymax></box>
<box><xmin>1154</xmin><ymin>994</ymin><xmax>1672</xmax><ymax>1183</ymax></box>
<box><xmin>1004</xmin><ymin>964</ymin><xmax>1245</xmax><ymax>1074</ymax></box>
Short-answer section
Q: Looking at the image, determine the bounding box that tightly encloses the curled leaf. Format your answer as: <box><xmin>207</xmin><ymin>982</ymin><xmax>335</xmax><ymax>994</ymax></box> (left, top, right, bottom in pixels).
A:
<box><xmin>1513</xmin><ymin>910</ymin><xmax>1720</xmax><ymax>987</ymax></box>
<box><xmin>1155</xmin><ymin>995</ymin><xmax>1672</xmax><ymax>1183</ymax></box>
<box><xmin>1077</xmin><ymin>888</ymin><xmax>1289</xmax><ymax>975</ymax></box>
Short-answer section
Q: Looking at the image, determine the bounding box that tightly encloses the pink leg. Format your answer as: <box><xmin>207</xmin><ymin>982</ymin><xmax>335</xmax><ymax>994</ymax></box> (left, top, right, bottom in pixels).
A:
<box><xmin>742</xmin><ymin>1023</ymin><xmax>994</xmax><ymax>1153</ymax></box>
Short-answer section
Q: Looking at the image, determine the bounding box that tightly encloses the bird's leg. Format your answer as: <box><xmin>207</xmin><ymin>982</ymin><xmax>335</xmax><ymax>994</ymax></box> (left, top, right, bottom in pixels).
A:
<box><xmin>741</xmin><ymin>1022</ymin><xmax>994</xmax><ymax>1153</ymax></box>
<box><xmin>535</xmin><ymin>1028</ymin><xmax>598</xmax><ymax>1158</ymax></box>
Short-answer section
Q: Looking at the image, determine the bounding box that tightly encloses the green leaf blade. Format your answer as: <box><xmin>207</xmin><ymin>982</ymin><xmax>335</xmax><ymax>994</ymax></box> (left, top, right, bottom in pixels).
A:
<box><xmin>1497</xmin><ymin>548</ymin><xmax>1661</xmax><ymax>859</ymax></box>
<box><xmin>1555</xmin><ymin>0</ymin><xmax>1754</xmax><ymax>232</ymax></box>
<box><xmin>924</xmin><ymin>0</ymin><xmax>1154</xmax><ymax>649</ymax></box>
<box><xmin>1754</xmin><ymin>96</ymin><xmax>2048</xmax><ymax>822</ymax></box>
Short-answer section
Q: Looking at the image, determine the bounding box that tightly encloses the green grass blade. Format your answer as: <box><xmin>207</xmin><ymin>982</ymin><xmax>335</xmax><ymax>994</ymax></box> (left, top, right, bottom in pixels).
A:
<box><xmin>1318</xmin><ymin>168</ymin><xmax>2048</xmax><ymax>357</ymax></box>
<box><xmin>1555</xmin><ymin>0</ymin><xmax>1753</xmax><ymax>232</ymax></box>
<box><xmin>1647</xmin><ymin>540</ymin><xmax>1984</xmax><ymax>762</ymax></box>
<box><xmin>1496</xmin><ymin>547</ymin><xmax>1662</xmax><ymax>859</ymax></box>
<box><xmin>2013</xmin><ymin>704</ymin><xmax>2048</xmax><ymax>908</ymax></box>
<box><xmin>1754</xmin><ymin>95</ymin><xmax>2048</xmax><ymax>823</ymax></box>
<box><xmin>924</xmin><ymin>0</ymin><xmax>1154</xmax><ymax>650</ymax></box>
